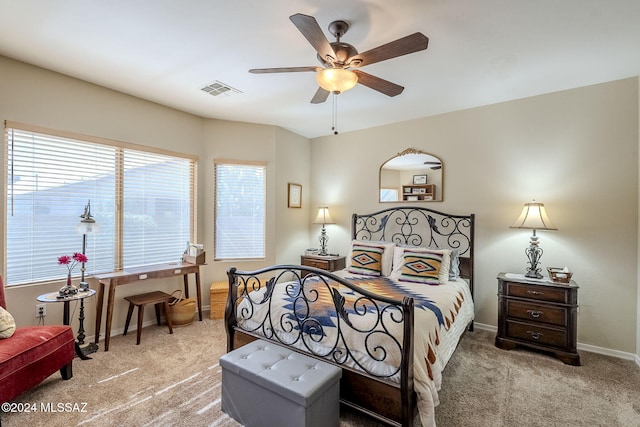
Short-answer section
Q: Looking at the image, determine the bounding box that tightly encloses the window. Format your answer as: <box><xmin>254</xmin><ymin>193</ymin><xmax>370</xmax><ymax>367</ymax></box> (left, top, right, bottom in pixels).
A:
<box><xmin>380</xmin><ymin>188</ymin><xmax>399</xmax><ymax>202</ymax></box>
<box><xmin>214</xmin><ymin>160</ymin><xmax>265</xmax><ymax>260</ymax></box>
<box><xmin>4</xmin><ymin>122</ymin><xmax>197</xmax><ymax>286</ymax></box>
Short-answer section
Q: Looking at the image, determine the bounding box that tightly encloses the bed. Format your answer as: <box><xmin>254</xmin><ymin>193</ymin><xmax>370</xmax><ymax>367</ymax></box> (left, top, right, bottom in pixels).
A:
<box><xmin>224</xmin><ymin>206</ymin><xmax>475</xmax><ymax>427</ymax></box>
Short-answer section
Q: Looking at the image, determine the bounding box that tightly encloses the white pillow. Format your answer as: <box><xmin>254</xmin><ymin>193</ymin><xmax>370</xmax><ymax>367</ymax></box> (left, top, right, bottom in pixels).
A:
<box><xmin>346</xmin><ymin>240</ymin><xmax>395</xmax><ymax>276</ymax></box>
<box><xmin>0</xmin><ymin>306</ymin><xmax>16</xmax><ymax>339</ymax></box>
<box><xmin>392</xmin><ymin>246</ymin><xmax>451</xmax><ymax>284</ymax></box>
<box><xmin>449</xmin><ymin>249</ymin><xmax>461</xmax><ymax>279</ymax></box>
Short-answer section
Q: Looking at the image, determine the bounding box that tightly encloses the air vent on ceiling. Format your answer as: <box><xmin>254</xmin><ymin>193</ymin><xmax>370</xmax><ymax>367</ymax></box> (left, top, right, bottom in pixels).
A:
<box><xmin>200</xmin><ymin>81</ymin><xmax>242</xmax><ymax>97</ymax></box>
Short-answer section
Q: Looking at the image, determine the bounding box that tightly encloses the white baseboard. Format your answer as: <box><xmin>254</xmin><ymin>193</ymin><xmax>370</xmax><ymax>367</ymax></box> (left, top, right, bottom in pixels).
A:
<box><xmin>576</xmin><ymin>342</ymin><xmax>638</xmax><ymax>362</ymax></box>
<box><xmin>473</xmin><ymin>322</ymin><xmax>496</xmax><ymax>332</ymax></box>
<box><xmin>472</xmin><ymin>322</ymin><xmax>640</xmax><ymax>365</ymax></box>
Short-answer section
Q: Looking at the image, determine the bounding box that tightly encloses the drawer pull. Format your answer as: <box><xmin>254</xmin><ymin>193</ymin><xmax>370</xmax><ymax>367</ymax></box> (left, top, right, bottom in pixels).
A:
<box><xmin>527</xmin><ymin>290</ymin><xmax>544</xmax><ymax>295</ymax></box>
<box><xmin>527</xmin><ymin>309</ymin><xmax>543</xmax><ymax>318</ymax></box>
<box><xmin>526</xmin><ymin>330</ymin><xmax>544</xmax><ymax>340</ymax></box>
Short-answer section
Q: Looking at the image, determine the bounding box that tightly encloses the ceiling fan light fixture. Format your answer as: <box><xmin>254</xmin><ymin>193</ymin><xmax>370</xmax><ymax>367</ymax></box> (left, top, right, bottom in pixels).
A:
<box><xmin>316</xmin><ymin>68</ymin><xmax>358</xmax><ymax>93</ymax></box>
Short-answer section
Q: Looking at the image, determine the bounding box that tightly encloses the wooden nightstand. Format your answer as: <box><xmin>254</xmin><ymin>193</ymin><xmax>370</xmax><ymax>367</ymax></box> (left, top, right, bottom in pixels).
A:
<box><xmin>495</xmin><ymin>272</ymin><xmax>580</xmax><ymax>366</ymax></box>
<box><xmin>300</xmin><ymin>255</ymin><xmax>346</xmax><ymax>277</ymax></box>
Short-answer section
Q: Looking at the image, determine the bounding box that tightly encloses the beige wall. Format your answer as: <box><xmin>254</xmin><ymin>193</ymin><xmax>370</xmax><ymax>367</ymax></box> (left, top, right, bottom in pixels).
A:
<box><xmin>274</xmin><ymin>127</ymin><xmax>312</xmax><ymax>265</ymax></box>
<box><xmin>311</xmin><ymin>78</ymin><xmax>639</xmax><ymax>354</ymax></box>
<box><xmin>0</xmin><ymin>56</ymin><xmax>311</xmax><ymax>341</ymax></box>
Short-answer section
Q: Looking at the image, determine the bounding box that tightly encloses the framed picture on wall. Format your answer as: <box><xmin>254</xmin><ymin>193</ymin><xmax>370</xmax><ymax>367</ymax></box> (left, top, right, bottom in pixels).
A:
<box><xmin>288</xmin><ymin>183</ymin><xmax>302</xmax><ymax>208</ymax></box>
<box><xmin>413</xmin><ymin>174</ymin><xmax>427</xmax><ymax>185</ymax></box>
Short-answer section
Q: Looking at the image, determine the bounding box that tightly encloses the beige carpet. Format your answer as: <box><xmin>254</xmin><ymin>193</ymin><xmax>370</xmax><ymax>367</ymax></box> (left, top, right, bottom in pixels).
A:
<box><xmin>1</xmin><ymin>319</ymin><xmax>639</xmax><ymax>427</ymax></box>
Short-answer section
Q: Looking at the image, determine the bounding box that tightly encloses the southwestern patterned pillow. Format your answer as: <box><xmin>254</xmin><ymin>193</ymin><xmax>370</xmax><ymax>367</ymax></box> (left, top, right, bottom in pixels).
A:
<box><xmin>348</xmin><ymin>244</ymin><xmax>384</xmax><ymax>276</ymax></box>
<box><xmin>399</xmin><ymin>250</ymin><xmax>444</xmax><ymax>285</ymax></box>
<box><xmin>0</xmin><ymin>306</ymin><xmax>16</xmax><ymax>339</ymax></box>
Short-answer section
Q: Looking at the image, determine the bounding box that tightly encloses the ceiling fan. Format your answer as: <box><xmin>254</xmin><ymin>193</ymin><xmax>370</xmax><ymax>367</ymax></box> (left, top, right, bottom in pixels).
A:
<box><xmin>424</xmin><ymin>161</ymin><xmax>441</xmax><ymax>170</ymax></box>
<box><xmin>249</xmin><ymin>13</ymin><xmax>429</xmax><ymax>104</ymax></box>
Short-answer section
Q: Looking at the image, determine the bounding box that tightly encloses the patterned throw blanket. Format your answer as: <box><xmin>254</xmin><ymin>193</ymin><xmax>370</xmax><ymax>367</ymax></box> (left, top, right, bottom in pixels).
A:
<box><xmin>338</xmin><ymin>275</ymin><xmax>465</xmax><ymax>378</ymax></box>
<box><xmin>276</xmin><ymin>274</ymin><xmax>463</xmax><ymax>377</ymax></box>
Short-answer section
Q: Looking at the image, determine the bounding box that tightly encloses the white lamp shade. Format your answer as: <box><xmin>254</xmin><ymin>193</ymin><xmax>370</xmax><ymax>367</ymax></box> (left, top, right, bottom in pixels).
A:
<box><xmin>76</xmin><ymin>221</ymin><xmax>100</xmax><ymax>235</ymax></box>
<box><xmin>316</xmin><ymin>68</ymin><xmax>358</xmax><ymax>93</ymax></box>
<box><xmin>313</xmin><ymin>206</ymin><xmax>335</xmax><ymax>225</ymax></box>
<box><xmin>510</xmin><ymin>201</ymin><xmax>557</xmax><ymax>231</ymax></box>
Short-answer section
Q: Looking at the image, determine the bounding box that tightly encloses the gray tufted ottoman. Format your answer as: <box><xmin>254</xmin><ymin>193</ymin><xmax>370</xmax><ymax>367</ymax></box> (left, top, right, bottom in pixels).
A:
<box><xmin>220</xmin><ymin>339</ymin><xmax>342</xmax><ymax>427</ymax></box>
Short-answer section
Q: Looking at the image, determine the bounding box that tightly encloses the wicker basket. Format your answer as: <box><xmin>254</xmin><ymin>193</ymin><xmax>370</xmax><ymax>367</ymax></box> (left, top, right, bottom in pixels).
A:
<box><xmin>547</xmin><ymin>267</ymin><xmax>573</xmax><ymax>284</ymax></box>
<box><xmin>209</xmin><ymin>281</ymin><xmax>228</xmax><ymax>320</ymax></box>
<box><xmin>169</xmin><ymin>290</ymin><xmax>196</xmax><ymax>326</ymax></box>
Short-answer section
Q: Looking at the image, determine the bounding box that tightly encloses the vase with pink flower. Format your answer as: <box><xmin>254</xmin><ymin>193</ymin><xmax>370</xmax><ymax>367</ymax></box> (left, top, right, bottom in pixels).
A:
<box><xmin>57</xmin><ymin>252</ymin><xmax>88</xmax><ymax>298</ymax></box>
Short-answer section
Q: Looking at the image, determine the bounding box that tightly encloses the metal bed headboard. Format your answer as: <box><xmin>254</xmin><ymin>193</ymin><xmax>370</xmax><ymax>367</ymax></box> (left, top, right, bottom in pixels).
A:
<box><xmin>352</xmin><ymin>206</ymin><xmax>475</xmax><ymax>291</ymax></box>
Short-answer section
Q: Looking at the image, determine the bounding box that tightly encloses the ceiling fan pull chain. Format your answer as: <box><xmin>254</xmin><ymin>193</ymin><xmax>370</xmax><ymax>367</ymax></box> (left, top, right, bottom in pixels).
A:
<box><xmin>332</xmin><ymin>93</ymin><xmax>339</xmax><ymax>135</ymax></box>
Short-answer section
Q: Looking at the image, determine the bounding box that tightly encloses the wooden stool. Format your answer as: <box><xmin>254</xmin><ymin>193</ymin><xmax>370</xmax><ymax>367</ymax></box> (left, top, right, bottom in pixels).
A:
<box><xmin>123</xmin><ymin>291</ymin><xmax>174</xmax><ymax>345</ymax></box>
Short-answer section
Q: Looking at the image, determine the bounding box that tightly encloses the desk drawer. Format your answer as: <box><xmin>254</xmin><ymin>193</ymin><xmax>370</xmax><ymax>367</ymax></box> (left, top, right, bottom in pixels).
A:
<box><xmin>506</xmin><ymin>320</ymin><xmax>567</xmax><ymax>348</ymax></box>
<box><xmin>506</xmin><ymin>300</ymin><xmax>566</xmax><ymax>327</ymax></box>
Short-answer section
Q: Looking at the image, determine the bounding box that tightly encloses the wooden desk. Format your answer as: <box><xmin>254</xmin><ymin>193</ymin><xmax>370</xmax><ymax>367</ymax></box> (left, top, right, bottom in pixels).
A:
<box><xmin>92</xmin><ymin>262</ymin><xmax>202</xmax><ymax>351</ymax></box>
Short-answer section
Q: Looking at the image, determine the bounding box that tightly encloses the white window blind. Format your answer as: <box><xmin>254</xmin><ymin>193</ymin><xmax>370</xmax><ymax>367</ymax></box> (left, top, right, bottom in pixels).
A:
<box><xmin>123</xmin><ymin>150</ymin><xmax>194</xmax><ymax>268</ymax></box>
<box><xmin>214</xmin><ymin>160</ymin><xmax>265</xmax><ymax>259</ymax></box>
<box><xmin>4</xmin><ymin>123</ymin><xmax>196</xmax><ymax>286</ymax></box>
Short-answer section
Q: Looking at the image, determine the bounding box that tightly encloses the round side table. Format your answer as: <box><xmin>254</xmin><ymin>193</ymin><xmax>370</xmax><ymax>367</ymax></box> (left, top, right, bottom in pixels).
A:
<box><xmin>37</xmin><ymin>289</ymin><xmax>97</xmax><ymax>359</ymax></box>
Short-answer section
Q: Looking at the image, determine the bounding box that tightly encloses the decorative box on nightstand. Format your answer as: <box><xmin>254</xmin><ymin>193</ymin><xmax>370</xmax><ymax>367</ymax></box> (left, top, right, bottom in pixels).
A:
<box><xmin>300</xmin><ymin>255</ymin><xmax>346</xmax><ymax>278</ymax></box>
<box><xmin>495</xmin><ymin>272</ymin><xmax>580</xmax><ymax>366</ymax></box>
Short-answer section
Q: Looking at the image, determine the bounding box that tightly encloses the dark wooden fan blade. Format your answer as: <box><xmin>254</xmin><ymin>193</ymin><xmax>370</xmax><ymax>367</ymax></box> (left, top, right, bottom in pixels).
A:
<box><xmin>310</xmin><ymin>87</ymin><xmax>330</xmax><ymax>104</ymax></box>
<box><xmin>353</xmin><ymin>70</ymin><xmax>404</xmax><ymax>97</ymax></box>
<box><xmin>349</xmin><ymin>33</ymin><xmax>429</xmax><ymax>67</ymax></box>
<box><xmin>249</xmin><ymin>66</ymin><xmax>320</xmax><ymax>74</ymax></box>
<box><xmin>290</xmin><ymin>13</ymin><xmax>336</xmax><ymax>63</ymax></box>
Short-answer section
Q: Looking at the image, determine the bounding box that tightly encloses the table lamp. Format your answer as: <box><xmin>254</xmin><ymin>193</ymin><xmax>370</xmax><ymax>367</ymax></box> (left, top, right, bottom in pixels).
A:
<box><xmin>510</xmin><ymin>200</ymin><xmax>557</xmax><ymax>279</ymax></box>
<box><xmin>313</xmin><ymin>206</ymin><xmax>335</xmax><ymax>256</ymax></box>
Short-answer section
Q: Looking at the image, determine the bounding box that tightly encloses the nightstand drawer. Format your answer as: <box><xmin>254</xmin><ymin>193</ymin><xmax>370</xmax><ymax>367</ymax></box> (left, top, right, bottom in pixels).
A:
<box><xmin>506</xmin><ymin>300</ymin><xmax>566</xmax><ymax>326</ymax></box>
<box><xmin>303</xmin><ymin>259</ymin><xmax>330</xmax><ymax>270</ymax></box>
<box><xmin>506</xmin><ymin>282</ymin><xmax>568</xmax><ymax>303</ymax></box>
<box><xmin>300</xmin><ymin>255</ymin><xmax>346</xmax><ymax>278</ymax></box>
<box><xmin>506</xmin><ymin>320</ymin><xmax>567</xmax><ymax>348</ymax></box>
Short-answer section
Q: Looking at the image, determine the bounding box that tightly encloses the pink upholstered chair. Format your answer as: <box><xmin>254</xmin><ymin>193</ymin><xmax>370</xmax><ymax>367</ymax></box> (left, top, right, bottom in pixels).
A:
<box><xmin>0</xmin><ymin>276</ymin><xmax>75</xmax><ymax>403</ymax></box>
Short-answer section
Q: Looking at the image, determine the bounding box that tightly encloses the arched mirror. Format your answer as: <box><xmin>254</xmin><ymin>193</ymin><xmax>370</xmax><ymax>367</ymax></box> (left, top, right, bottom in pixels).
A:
<box><xmin>379</xmin><ymin>148</ymin><xmax>443</xmax><ymax>202</ymax></box>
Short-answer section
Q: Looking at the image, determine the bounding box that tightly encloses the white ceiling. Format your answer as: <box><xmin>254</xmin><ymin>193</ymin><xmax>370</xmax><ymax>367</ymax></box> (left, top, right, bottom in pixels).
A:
<box><xmin>1</xmin><ymin>1</ymin><xmax>639</xmax><ymax>139</ymax></box>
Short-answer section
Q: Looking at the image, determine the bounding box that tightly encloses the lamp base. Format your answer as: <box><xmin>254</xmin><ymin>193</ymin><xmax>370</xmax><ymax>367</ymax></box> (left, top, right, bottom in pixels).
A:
<box><xmin>525</xmin><ymin>269</ymin><xmax>543</xmax><ymax>279</ymax></box>
<box><xmin>76</xmin><ymin>342</ymin><xmax>98</xmax><ymax>360</ymax></box>
<box><xmin>524</xmin><ymin>232</ymin><xmax>544</xmax><ymax>280</ymax></box>
<box><xmin>318</xmin><ymin>225</ymin><xmax>329</xmax><ymax>257</ymax></box>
